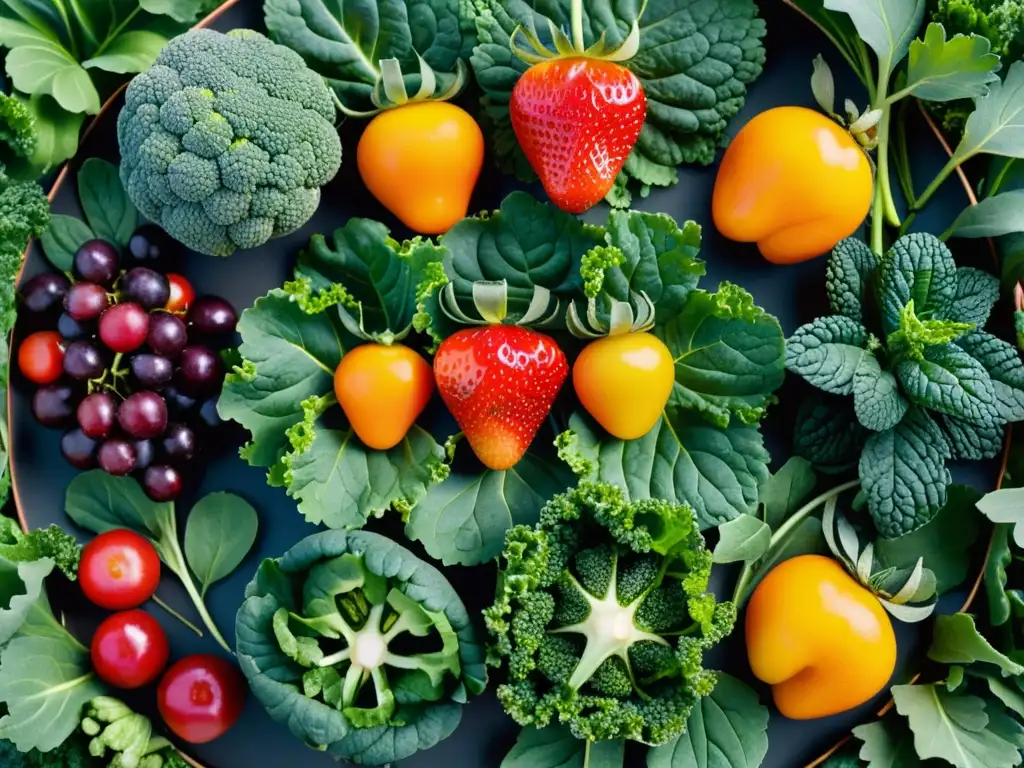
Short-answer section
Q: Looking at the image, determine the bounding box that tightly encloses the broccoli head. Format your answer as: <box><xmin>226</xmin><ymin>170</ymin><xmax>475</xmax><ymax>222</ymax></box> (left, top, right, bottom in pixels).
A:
<box><xmin>485</xmin><ymin>481</ymin><xmax>736</xmax><ymax>746</ymax></box>
<box><xmin>118</xmin><ymin>28</ymin><xmax>342</xmax><ymax>257</ymax></box>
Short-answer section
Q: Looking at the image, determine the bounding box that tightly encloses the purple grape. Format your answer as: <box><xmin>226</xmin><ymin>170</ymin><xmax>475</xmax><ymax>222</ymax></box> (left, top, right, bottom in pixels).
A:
<box><xmin>143</xmin><ymin>464</ymin><xmax>181</xmax><ymax>502</ymax></box>
<box><xmin>146</xmin><ymin>312</ymin><xmax>188</xmax><ymax>359</ymax></box>
<box><xmin>74</xmin><ymin>241</ymin><xmax>119</xmax><ymax>286</ymax></box>
<box><xmin>63</xmin><ymin>340</ymin><xmax>106</xmax><ymax>380</ymax></box>
<box><xmin>161</xmin><ymin>423</ymin><xmax>196</xmax><ymax>463</ymax></box>
<box><xmin>178</xmin><ymin>345</ymin><xmax>222</xmax><ymax>395</ymax></box>
<box><xmin>58</xmin><ymin>312</ymin><xmax>92</xmax><ymax>341</ymax></box>
<box><xmin>128</xmin><ymin>225</ymin><xmax>176</xmax><ymax>269</ymax></box>
<box><xmin>130</xmin><ymin>354</ymin><xmax>173</xmax><ymax>388</ymax></box>
<box><xmin>61</xmin><ymin>429</ymin><xmax>97</xmax><ymax>469</ymax></box>
<box><xmin>32</xmin><ymin>382</ymin><xmax>77</xmax><ymax>428</ymax></box>
<box><xmin>65</xmin><ymin>282</ymin><xmax>109</xmax><ymax>322</ymax></box>
<box><xmin>118</xmin><ymin>391</ymin><xmax>167</xmax><ymax>439</ymax></box>
<box><xmin>199</xmin><ymin>398</ymin><xmax>222</xmax><ymax>429</ymax></box>
<box><xmin>22</xmin><ymin>274</ymin><xmax>70</xmax><ymax>315</ymax></box>
<box><xmin>134</xmin><ymin>439</ymin><xmax>155</xmax><ymax>471</ymax></box>
<box><xmin>77</xmin><ymin>392</ymin><xmax>116</xmax><ymax>439</ymax></box>
<box><xmin>187</xmin><ymin>296</ymin><xmax>237</xmax><ymax>336</ymax></box>
<box><xmin>122</xmin><ymin>268</ymin><xmax>170</xmax><ymax>311</ymax></box>
<box><xmin>162</xmin><ymin>384</ymin><xmax>197</xmax><ymax>415</ymax></box>
<box><xmin>98</xmin><ymin>439</ymin><xmax>136</xmax><ymax>476</ymax></box>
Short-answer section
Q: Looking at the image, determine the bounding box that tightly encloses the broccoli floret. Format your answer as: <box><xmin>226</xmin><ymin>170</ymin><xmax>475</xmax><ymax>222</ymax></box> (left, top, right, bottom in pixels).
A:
<box><xmin>0</xmin><ymin>163</ymin><xmax>48</xmax><ymax>343</ymax></box>
<box><xmin>487</xmin><ymin>481</ymin><xmax>735</xmax><ymax>745</ymax></box>
<box><xmin>0</xmin><ymin>94</ymin><xmax>36</xmax><ymax>172</ymax></box>
<box><xmin>118</xmin><ymin>29</ymin><xmax>341</xmax><ymax>257</ymax></box>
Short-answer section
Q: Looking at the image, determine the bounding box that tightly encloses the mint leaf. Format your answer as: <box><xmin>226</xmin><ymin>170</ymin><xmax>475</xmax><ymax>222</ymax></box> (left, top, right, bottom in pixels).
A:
<box><xmin>896</xmin><ymin>343</ymin><xmax>998</xmax><ymax>423</ymax></box>
<box><xmin>860</xmin><ymin>408</ymin><xmax>952</xmax><ymax>538</ymax></box>
<box><xmin>928</xmin><ymin>613</ymin><xmax>1024</xmax><ymax>676</ymax></box>
<box><xmin>956</xmin><ymin>332</ymin><xmax>1024</xmax><ymax>421</ymax></box>
<box><xmin>941</xmin><ymin>414</ymin><xmax>1004</xmax><ymax>460</ymax></box>
<box><xmin>786</xmin><ymin>316</ymin><xmax>869</xmax><ymax>395</ymax></box>
<box><xmin>794</xmin><ymin>393</ymin><xmax>868</xmax><ymax>473</ymax></box>
<box><xmin>853</xmin><ymin>353</ymin><xmax>908</xmax><ymax>432</ymax></box>
<box><xmin>646</xmin><ymin>673</ymin><xmax>768</xmax><ymax>768</ymax></box>
<box><xmin>903</xmin><ymin>23</ymin><xmax>1000</xmax><ymax>102</ymax></box>
<box><xmin>826</xmin><ymin>237</ymin><xmax>878</xmax><ymax>321</ymax></box>
<box><xmin>822</xmin><ymin>0</ymin><xmax>925</xmax><ymax>78</ymax></box>
<box><xmin>661</xmin><ymin>283</ymin><xmax>786</xmax><ymax>427</ymax></box>
<box><xmin>952</xmin><ymin>60</ymin><xmax>1024</xmax><ymax>166</ymax></box>
<box><xmin>879</xmin><ymin>233</ymin><xmax>958</xmax><ymax>335</ymax></box>
<box><xmin>950</xmin><ymin>268</ymin><xmax>1000</xmax><ymax>327</ymax></box>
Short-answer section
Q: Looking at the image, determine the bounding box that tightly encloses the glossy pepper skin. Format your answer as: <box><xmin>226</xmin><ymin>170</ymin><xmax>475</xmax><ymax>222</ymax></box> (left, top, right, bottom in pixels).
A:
<box><xmin>745</xmin><ymin>554</ymin><xmax>896</xmax><ymax>719</ymax></box>
<box><xmin>712</xmin><ymin>107</ymin><xmax>874</xmax><ymax>264</ymax></box>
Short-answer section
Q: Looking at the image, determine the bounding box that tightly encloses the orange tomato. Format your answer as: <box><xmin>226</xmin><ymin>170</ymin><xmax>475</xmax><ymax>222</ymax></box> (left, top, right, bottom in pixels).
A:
<box><xmin>357</xmin><ymin>102</ymin><xmax>484</xmax><ymax>235</ymax></box>
<box><xmin>745</xmin><ymin>555</ymin><xmax>896</xmax><ymax>719</ymax></box>
<box><xmin>712</xmin><ymin>107</ymin><xmax>874</xmax><ymax>264</ymax></box>
<box><xmin>573</xmin><ymin>332</ymin><xmax>674</xmax><ymax>440</ymax></box>
<box><xmin>334</xmin><ymin>343</ymin><xmax>434</xmax><ymax>450</ymax></box>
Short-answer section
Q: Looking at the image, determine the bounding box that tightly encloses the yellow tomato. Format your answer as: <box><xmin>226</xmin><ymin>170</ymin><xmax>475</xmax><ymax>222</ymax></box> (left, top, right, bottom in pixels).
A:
<box><xmin>712</xmin><ymin>106</ymin><xmax>874</xmax><ymax>264</ymax></box>
<box><xmin>573</xmin><ymin>332</ymin><xmax>674</xmax><ymax>440</ymax></box>
<box><xmin>745</xmin><ymin>555</ymin><xmax>897</xmax><ymax>719</ymax></box>
<box><xmin>357</xmin><ymin>101</ymin><xmax>484</xmax><ymax>235</ymax></box>
<box><xmin>334</xmin><ymin>344</ymin><xmax>434</xmax><ymax>450</ymax></box>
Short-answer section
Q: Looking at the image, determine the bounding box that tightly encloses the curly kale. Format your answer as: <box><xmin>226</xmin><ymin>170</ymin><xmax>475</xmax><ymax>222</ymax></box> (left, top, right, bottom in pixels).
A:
<box><xmin>485</xmin><ymin>481</ymin><xmax>735</xmax><ymax>746</ymax></box>
<box><xmin>0</xmin><ymin>518</ymin><xmax>81</xmax><ymax>580</ymax></box>
<box><xmin>790</xmin><ymin>234</ymin><xmax>1024</xmax><ymax>538</ymax></box>
<box><xmin>118</xmin><ymin>28</ymin><xmax>341</xmax><ymax>257</ymax></box>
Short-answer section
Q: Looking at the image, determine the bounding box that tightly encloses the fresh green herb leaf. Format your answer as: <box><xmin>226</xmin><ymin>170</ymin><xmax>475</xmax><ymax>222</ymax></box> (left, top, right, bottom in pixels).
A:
<box><xmin>794</xmin><ymin>393</ymin><xmax>869</xmax><ymax>473</ymax></box>
<box><xmin>977</xmin><ymin>487</ymin><xmax>1024</xmax><ymax>548</ymax></box>
<box><xmin>713</xmin><ymin>516</ymin><xmax>772</xmax><ymax>564</ymax></box>
<box><xmin>0</xmin><ymin>556</ymin><xmax>53</xmax><ymax>646</ymax></box>
<box><xmin>854</xmin><ymin>352</ymin><xmax>909</xmax><ymax>431</ymax></box>
<box><xmin>956</xmin><ymin>332</ymin><xmax>1024</xmax><ymax>421</ymax></box>
<box><xmin>81</xmin><ymin>30</ymin><xmax>169</xmax><ymax>74</ymax></box>
<box><xmin>184</xmin><ymin>492</ymin><xmax>259</xmax><ymax>598</ymax></box>
<box><xmin>950</xmin><ymin>268</ymin><xmax>1000</xmax><ymax>328</ymax></box>
<box><xmin>759</xmin><ymin>457</ymin><xmax>818</xmax><ymax>529</ymax></box>
<box><xmin>5</xmin><ymin>43</ymin><xmax>101</xmax><ymax>115</ymax></box>
<box><xmin>902</xmin><ymin>23</ymin><xmax>1000</xmax><ymax>103</ymax></box>
<box><xmin>928</xmin><ymin>613</ymin><xmax>1024</xmax><ymax>676</ymax></box>
<box><xmin>822</xmin><ymin>0</ymin><xmax>926</xmax><ymax>79</ymax></box>
<box><xmin>77</xmin><ymin>158</ymin><xmax>138</xmax><ymax>247</ymax></box>
<box><xmin>826</xmin><ymin>237</ymin><xmax>879</xmax><ymax>322</ymax></box>
<box><xmin>948</xmin><ymin>190</ymin><xmax>1024</xmax><ymax>239</ymax></box>
<box><xmin>786</xmin><ymin>316</ymin><xmax>870</xmax><ymax>396</ymax></box>
<box><xmin>879</xmin><ymin>233</ymin><xmax>958</xmax><ymax>335</ymax></box>
<box><xmin>852</xmin><ymin>718</ymin><xmax>921</xmax><ymax>768</ymax></box>
<box><xmin>20</xmin><ymin>94</ymin><xmax>84</xmax><ymax>175</ymax></box>
<box><xmin>896</xmin><ymin>343</ymin><xmax>998</xmax><ymax>423</ymax></box>
<box><xmin>952</xmin><ymin>60</ymin><xmax>1024</xmax><ymax>166</ymax></box>
<box><xmin>985</xmin><ymin>524</ymin><xmax>1024</xmax><ymax>628</ymax></box>
<box><xmin>500</xmin><ymin>726</ymin><xmax>585</xmax><ymax>767</ymax></box>
<box><xmin>646</xmin><ymin>673</ymin><xmax>768</xmax><ymax>768</ymax></box>
<box><xmin>940</xmin><ymin>413</ymin><xmax>1005</xmax><ymax>460</ymax></box>
<box><xmin>406</xmin><ymin>454</ymin><xmax>573</xmax><ymax>567</ymax></box>
<box><xmin>39</xmin><ymin>214</ymin><xmax>94</xmax><ymax>271</ymax></box>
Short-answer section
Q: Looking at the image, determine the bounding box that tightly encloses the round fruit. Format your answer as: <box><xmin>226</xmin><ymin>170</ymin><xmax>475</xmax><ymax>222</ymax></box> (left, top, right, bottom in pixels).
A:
<box><xmin>91</xmin><ymin>609</ymin><xmax>170</xmax><ymax>689</ymax></box>
<box><xmin>22</xmin><ymin>273</ymin><xmax>70</xmax><ymax>315</ymax></box>
<box><xmin>745</xmin><ymin>554</ymin><xmax>897</xmax><ymax>719</ymax></box>
<box><xmin>131</xmin><ymin>354</ymin><xmax>174</xmax><ymax>388</ymax></box>
<box><xmin>58</xmin><ymin>312</ymin><xmax>92</xmax><ymax>341</ymax></box>
<box><xmin>65</xmin><ymin>282</ymin><xmax>109</xmax><ymax>322</ymax></box>
<box><xmin>18</xmin><ymin>331</ymin><xmax>64</xmax><ymax>385</ymax></box>
<box><xmin>157</xmin><ymin>655</ymin><xmax>246</xmax><ymax>744</ymax></box>
<box><xmin>63</xmin><ymin>340</ymin><xmax>106</xmax><ymax>380</ymax></box>
<box><xmin>74</xmin><ymin>240</ymin><xmax>120</xmax><ymax>285</ymax></box>
<box><xmin>98</xmin><ymin>438</ymin><xmax>136</xmax><ymax>476</ymax></box>
<box><xmin>32</xmin><ymin>382</ymin><xmax>77</xmax><ymax>428</ymax></box>
<box><xmin>573</xmin><ymin>332</ymin><xmax>675</xmax><ymax>440</ymax></box>
<box><xmin>163</xmin><ymin>385</ymin><xmax>197</xmax><ymax>415</ymax></box>
<box><xmin>122</xmin><ymin>267</ymin><xmax>171</xmax><ymax>310</ymax></box>
<box><xmin>188</xmin><ymin>296</ymin><xmax>237</xmax><ymax>336</ymax></box>
<box><xmin>161</xmin><ymin>423</ymin><xmax>196</xmax><ymax>463</ymax></box>
<box><xmin>147</xmin><ymin>312</ymin><xmax>188</xmax><ymax>359</ymax></box>
<box><xmin>129</xmin><ymin>225</ymin><xmax>175</xmax><ymax>268</ymax></box>
<box><xmin>118</xmin><ymin>391</ymin><xmax>168</xmax><ymax>439</ymax></box>
<box><xmin>134</xmin><ymin>439</ymin><xmax>156</xmax><ymax>471</ymax></box>
<box><xmin>61</xmin><ymin>428</ymin><xmax>97</xmax><ymax>468</ymax></box>
<box><xmin>79</xmin><ymin>529</ymin><xmax>161</xmax><ymax>610</ymax></box>
<box><xmin>77</xmin><ymin>391</ymin><xmax>117</xmax><ymax>439</ymax></box>
<box><xmin>199</xmin><ymin>398</ymin><xmax>220</xmax><ymax>429</ymax></box>
<box><xmin>179</xmin><ymin>346</ymin><xmax>222</xmax><ymax>395</ymax></box>
<box><xmin>144</xmin><ymin>464</ymin><xmax>182</xmax><ymax>502</ymax></box>
<box><xmin>99</xmin><ymin>303</ymin><xmax>150</xmax><ymax>353</ymax></box>
<box><xmin>166</xmin><ymin>274</ymin><xmax>195</xmax><ymax>313</ymax></box>
<box><xmin>334</xmin><ymin>344</ymin><xmax>434</xmax><ymax>450</ymax></box>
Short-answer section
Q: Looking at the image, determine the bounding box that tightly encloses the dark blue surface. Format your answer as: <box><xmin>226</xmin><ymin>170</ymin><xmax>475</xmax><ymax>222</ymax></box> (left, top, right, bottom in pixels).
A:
<box><xmin>10</xmin><ymin>2</ymin><xmax>999</xmax><ymax>767</ymax></box>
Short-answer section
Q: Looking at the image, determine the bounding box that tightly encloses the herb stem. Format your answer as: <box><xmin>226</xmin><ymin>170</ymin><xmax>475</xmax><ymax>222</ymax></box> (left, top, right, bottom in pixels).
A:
<box><xmin>92</xmin><ymin>7</ymin><xmax>142</xmax><ymax>58</ymax></box>
<box><xmin>731</xmin><ymin>479</ymin><xmax>861</xmax><ymax>608</ymax></box>
<box><xmin>52</xmin><ymin>0</ymin><xmax>80</xmax><ymax>61</ymax></box>
<box><xmin>570</xmin><ymin>0</ymin><xmax>585</xmax><ymax>51</ymax></box>
<box><xmin>893</xmin><ymin>101</ymin><xmax>916</xmax><ymax>208</ymax></box>
<box><xmin>913</xmin><ymin>155</ymin><xmax>960</xmax><ymax>215</ymax></box>
<box><xmin>166</xmin><ymin>541</ymin><xmax>231</xmax><ymax>652</ymax></box>
<box><xmin>988</xmin><ymin>158</ymin><xmax>1016</xmax><ymax>198</ymax></box>
<box><xmin>152</xmin><ymin>595</ymin><xmax>204</xmax><ymax>638</ymax></box>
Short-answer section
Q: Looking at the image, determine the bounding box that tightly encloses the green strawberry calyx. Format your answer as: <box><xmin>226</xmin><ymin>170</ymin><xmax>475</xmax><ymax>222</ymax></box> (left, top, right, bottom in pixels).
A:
<box><xmin>511</xmin><ymin>0</ymin><xmax>646</xmax><ymax>65</ymax></box>
<box><xmin>336</xmin><ymin>54</ymin><xmax>469</xmax><ymax>118</ymax></box>
<box><xmin>440</xmin><ymin>280</ymin><xmax>560</xmax><ymax>327</ymax></box>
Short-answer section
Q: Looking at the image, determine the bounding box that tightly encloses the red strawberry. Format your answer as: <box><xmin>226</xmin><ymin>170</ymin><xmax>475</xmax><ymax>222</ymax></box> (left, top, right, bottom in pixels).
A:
<box><xmin>434</xmin><ymin>325</ymin><xmax>568</xmax><ymax>471</ymax></box>
<box><xmin>511</xmin><ymin>58</ymin><xmax>647</xmax><ymax>214</ymax></box>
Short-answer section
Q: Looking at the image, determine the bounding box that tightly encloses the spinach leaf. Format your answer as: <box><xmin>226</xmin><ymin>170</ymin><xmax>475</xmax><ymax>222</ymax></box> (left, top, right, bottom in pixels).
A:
<box><xmin>661</xmin><ymin>283</ymin><xmax>786</xmax><ymax>427</ymax></box>
<box><xmin>406</xmin><ymin>453</ymin><xmax>573</xmax><ymax>567</ymax></box>
<box><xmin>501</xmin><ymin>725</ymin><xmax>585</xmax><ymax>767</ymax></box>
<box><xmin>18</xmin><ymin>93</ymin><xmax>85</xmax><ymax>175</ymax></box>
<box><xmin>822</xmin><ymin>0</ymin><xmax>925</xmax><ymax>80</ymax></box>
<box><xmin>560</xmin><ymin>409</ymin><xmax>770</xmax><ymax>529</ymax></box>
<box><xmin>853</xmin><ymin>353</ymin><xmax>908</xmax><ymax>432</ymax></box>
<box><xmin>263</xmin><ymin>0</ymin><xmax>473</xmax><ymax>111</ymax></box>
<box><xmin>469</xmin><ymin>0</ymin><xmax>767</xmax><ymax>202</ymax></box>
<box><xmin>902</xmin><ymin>23</ymin><xmax>1000</xmax><ymax>103</ymax></box>
<box><xmin>39</xmin><ymin>214</ymin><xmax>94</xmax><ymax>271</ymax></box>
<box><xmin>859</xmin><ymin>408</ymin><xmax>952</xmax><ymax>538</ymax></box>
<box><xmin>77</xmin><ymin>158</ymin><xmax>137</xmax><ymax>246</ymax></box>
<box><xmin>826</xmin><ymin>237</ymin><xmax>878</xmax><ymax>321</ymax></box>
<box><xmin>786</xmin><ymin>316</ymin><xmax>870</xmax><ymax>396</ymax></box>
<box><xmin>646</xmin><ymin>673</ymin><xmax>768</xmax><ymax>768</ymax></box>
<box><xmin>184</xmin><ymin>492</ymin><xmax>259</xmax><ymax>597</ymax></box>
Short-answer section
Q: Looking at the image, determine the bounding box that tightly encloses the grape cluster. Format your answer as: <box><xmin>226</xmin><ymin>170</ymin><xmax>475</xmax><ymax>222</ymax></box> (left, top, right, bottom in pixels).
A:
<box><xmin>20</xmin><ymin>226</ymin><xmax>237</xmax><ymax>501</ymax></box>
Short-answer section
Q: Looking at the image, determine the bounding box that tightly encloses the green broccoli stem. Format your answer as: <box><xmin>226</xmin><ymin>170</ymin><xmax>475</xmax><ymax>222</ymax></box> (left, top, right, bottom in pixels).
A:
<box><xmin>731</xmin><ymin>479</ymin><xmax>861</xmax><ymax>608</ymax></box>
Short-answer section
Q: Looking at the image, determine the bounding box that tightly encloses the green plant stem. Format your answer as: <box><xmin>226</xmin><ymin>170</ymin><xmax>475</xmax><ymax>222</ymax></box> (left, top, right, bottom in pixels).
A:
<box><xmin>871</xmin><ymin>178</ymin><xmax>886</xmax><ymax>256</ymax></box>
<box><xmin>988</xmin><ymin>158</ymin><xmax>1017</xmax><ymax>198</ymax></box>
<box><xmin>570</xmin><ymin>0</ymin><xmax>585</xmax><ymax>51</ymax></box>
<box><xmin>913</xmin><ymin>155</ymin><xmax>961</xmax><ymax>215</ymax></box>
<box><xmin>163</xmin><ymin>541</ymin><xmax>231</xmax><ymax>652</ymax></box>
<box><xmin>151</xmin><ymin>595</ymin><xmax>204</xmax><ymax>638</ymax></box>
<box><xmin>872</xmin><ymin>64</ymin><xmax>900</xmax><ymax>228</ymax></box>
<box><xmin>893</xmin><ymin>101</ymin><xmax>916</xmax><ymax>208</ymax></box>
<box><xmin>92</xmin><ymin>7</ymin><xmax>142</xmax><ymax>58</ymax></box>
<box><xmin>730</xmin><ymin>479</ymin><xmax>862</xmax><ymax>608</ymax></box>
<box><xmin>67</xmin><ymin>0</ymin><xmax>99</xmax><ymax>50</ymax></box>
<box><xmin>51</xmin><ymin>0</ymin><xmax>80</xmax><ymax>61</ymax></box>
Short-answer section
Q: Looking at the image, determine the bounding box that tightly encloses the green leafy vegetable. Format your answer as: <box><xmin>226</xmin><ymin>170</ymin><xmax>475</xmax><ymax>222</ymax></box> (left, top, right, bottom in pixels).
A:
<box><xmin>76</xmin><ymin>159</ymin><xmax>137</xmax><ymax>248</ymax></box>
<box><xmin>823</xmin><ymin>0</ymin><xmax>925</xmax><ymax>80</ymax></box>
<box><xmin>928</xmin><ymin>613</ymin><xmax>1024</xmax><ymax>676</ymax></box>
<box><xmin>236</xmin><ymin>529</ymin><xmax>486</xmax><ymax>765</ymax></box>
<box><xmin>80</xmin><ymin>696</ymin><xmax>183</xmax><ymax>768</ymax></box>
<box><xmin>977</xmin><ymin>487</ymin><xmax>1024</xmax><ymax>547</ymax></box>
<box><xmin>0</xmin><ymin>517</ymin><xmax>80</xmax><ymax>581</ymax></box>
<box><xmin>468</xmin><ymin>0</ymin><xmax>767</xmax><ymax>204</ymax></box>
<box><xmin>901</xmin><ymin>22</ymin><xmax>1000</xmax><ymax>102</ymax></box>
<box><xmin>183</xmin><ymin>492</ymin><xmax>258</xmax><ymax>598</ymax></box>
<box><xmin>712</xmin><ymin>516</ymin><xmax>772</xmax><ymax>565</ymax></box>
<box><xmin>65</xmin><ymin>471</ymin><xmax>257</xmax><ymax>652</ymax></box>
<box><xmin>485</xmin><ymin>481</ymin><xmax>736</xmax><ymax>745</ymax></box>
<box><xmin>851</xmin><ymin>718</ymin><xmax>922</xmax><ymax>768</ymax></box>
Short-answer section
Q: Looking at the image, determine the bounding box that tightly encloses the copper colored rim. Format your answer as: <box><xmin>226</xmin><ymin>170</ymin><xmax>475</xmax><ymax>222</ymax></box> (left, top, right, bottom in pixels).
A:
<box><xmin>3</xmin><ymin>2</ymin><xmax>1007</xmax><ymax>768</ymax></box>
